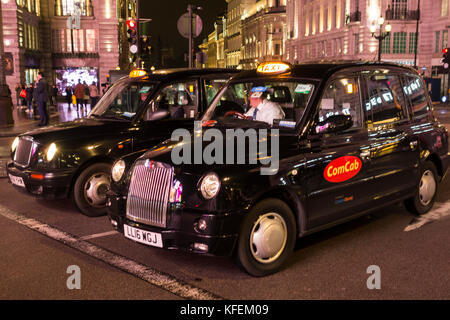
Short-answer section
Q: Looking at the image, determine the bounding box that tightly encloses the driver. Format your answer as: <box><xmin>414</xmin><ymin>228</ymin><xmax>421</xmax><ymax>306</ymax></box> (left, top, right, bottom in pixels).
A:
<box><xmin>244</xmin><ymin>87</ymin><xmax>285</xmax><ymax>125</ymax></box>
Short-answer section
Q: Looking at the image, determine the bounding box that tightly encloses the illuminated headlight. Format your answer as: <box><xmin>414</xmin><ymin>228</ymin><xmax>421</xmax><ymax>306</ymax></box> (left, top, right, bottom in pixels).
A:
<box><xmin>112</xmin><ymin>160</ymin><xmax>126</xmax><ymax>182</ymax></box>
<box><xmin>11</xmin><ymin>137</ymin><xmax>19</xmax><ymax>153</ymax></box>
<box><xmin>46</xmin><ymin>143</ymin><xmax>57</xmax><ymax>162</ymax></box>
<box><xmin>199</xmin><ymin>172</ymin><xmax>221</xmax><ymax>200</ymax></box>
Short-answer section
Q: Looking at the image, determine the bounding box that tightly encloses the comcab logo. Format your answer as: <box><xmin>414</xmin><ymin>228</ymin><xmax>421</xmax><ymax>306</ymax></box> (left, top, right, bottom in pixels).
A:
<box><xmin>324</xmin><ymin>156</ymin><xmax>362</xmax><ymax>183</ymax></box>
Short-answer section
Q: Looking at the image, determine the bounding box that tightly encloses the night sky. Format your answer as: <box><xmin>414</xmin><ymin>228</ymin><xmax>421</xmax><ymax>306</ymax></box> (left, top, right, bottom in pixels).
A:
<box><xmin>140</xmin><ymin>0</ymin><xmax>228</xmax><ymax>67</ymax></box>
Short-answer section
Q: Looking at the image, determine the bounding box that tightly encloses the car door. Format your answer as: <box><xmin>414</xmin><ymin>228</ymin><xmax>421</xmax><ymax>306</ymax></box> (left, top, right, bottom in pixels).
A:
<box><xmin>302</xmin><ymin>74</ymin><xmax>374</xmax><ymax>229</ymax></box>
<box><xmin>362</xmin><ymin>70</ymin><xmax>419</xmax><ymax>204</ymax></box>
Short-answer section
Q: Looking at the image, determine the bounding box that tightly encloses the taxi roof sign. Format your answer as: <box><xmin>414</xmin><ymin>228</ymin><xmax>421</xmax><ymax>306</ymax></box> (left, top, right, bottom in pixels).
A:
<box><xmin>129</xmin><ymin>69</ymin><xmax>148</xmax><ymax>78</ymax></box>
<box><xmin>257</xmin><ymin>62</ymin><xmax>291</xmax><ymax>75</ymax></box>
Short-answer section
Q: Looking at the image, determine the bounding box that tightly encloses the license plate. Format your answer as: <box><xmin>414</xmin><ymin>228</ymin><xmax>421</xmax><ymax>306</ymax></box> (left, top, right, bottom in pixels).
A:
<box><xmin>124</xmin><ymin>224</ymin><xmax>163</xmax><ymax>248</ymax></box>
<box><xmin>9</xmin><ymin>174</ymin><xmax>25</xmax><ymax>188</ymax></box>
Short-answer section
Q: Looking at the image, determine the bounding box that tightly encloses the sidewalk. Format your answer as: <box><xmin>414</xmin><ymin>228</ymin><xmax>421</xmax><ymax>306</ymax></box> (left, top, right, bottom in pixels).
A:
<box><xmin>0</xmin><ymin>102</ymin><xmax>92</xmax><ymax>138</ymax></box>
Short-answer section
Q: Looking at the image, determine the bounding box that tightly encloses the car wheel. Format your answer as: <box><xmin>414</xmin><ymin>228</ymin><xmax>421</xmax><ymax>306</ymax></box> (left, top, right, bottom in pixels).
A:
<box><xmin>235</xmin><ymin>198</ymin><xmax>297</xmax><ymax>277</ymax></box>
<box><xmin>73</xmin><ymin>163</ymin><xmax>111</xmax><ymax>217</ymax></box>
<box><xmin>405</xmin><ymin>161</ymin><xmax>438</xmax><ymax>215</ymax></box>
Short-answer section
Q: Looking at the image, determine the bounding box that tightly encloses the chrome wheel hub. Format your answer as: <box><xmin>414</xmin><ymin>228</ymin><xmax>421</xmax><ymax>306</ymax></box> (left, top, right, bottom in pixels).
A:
<box><xmin>250</xmin><ymin>212</ymin><xmax>287</xmax><ymax>264</ymax></box>
<box><xmin>84</xmin><ymin>173</ymin><xmax>110</xmax><ymax>207</ymax></box>
<box><xmin>419</xmin><ymin>169</ymin><xmax>436</xmax><ymax>206</ymax></box>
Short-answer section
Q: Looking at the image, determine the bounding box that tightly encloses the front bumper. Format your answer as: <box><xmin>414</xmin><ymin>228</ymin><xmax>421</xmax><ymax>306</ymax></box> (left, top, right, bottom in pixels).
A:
<box><xmin>6</xmin><ymin>161</ymin><xmax>74</xmax><ymax>199</ymax></box>
<box><xmin>106</xmin><ymin>191</ymin><xmax>242</xmax><ymax>257</ymax></box>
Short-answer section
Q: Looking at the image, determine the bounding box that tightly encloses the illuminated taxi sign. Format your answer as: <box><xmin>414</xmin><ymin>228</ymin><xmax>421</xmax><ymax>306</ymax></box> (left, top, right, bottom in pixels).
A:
<box><xmin>257</xmin><ymin>62</ymin><xmax>291</xmax><ymax>75</ymax></box>
<box><xmin>129</xmin><ymin>69</ymin><xmax>148</xmax><ymax>78</ymax></box>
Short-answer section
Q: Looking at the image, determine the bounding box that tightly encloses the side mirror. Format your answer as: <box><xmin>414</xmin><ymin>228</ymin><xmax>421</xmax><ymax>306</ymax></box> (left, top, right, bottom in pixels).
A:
<box><xmin>315</xmin><ymin>114</ymin><xmax>353</xmax><ymax>134</ymax></box>
<box><xmin>147</xmin><ymin>109</ymin><xmax>170</xmax><ymax>121</ymax></box>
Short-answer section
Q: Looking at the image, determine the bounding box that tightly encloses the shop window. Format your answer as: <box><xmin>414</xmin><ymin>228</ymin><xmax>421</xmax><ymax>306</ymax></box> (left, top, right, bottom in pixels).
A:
<box><xmin>55</xmin><ymin>0</ymin><xmax>93</xmax><ymax>17</ymax></box>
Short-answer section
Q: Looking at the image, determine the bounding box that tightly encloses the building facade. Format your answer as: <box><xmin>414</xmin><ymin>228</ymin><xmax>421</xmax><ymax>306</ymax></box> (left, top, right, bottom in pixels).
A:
<box><xmin>2</xmin><ymin>0</ymin><xmax>129</xmax><ymax>104</ymax></box>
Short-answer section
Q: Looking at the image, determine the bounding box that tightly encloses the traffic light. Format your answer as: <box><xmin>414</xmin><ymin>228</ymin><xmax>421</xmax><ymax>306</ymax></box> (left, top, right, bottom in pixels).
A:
<box><xmin>127</xmin><ymin>19</ymin><xmax>138</xmax><ymax>55</ymax></box>
<box><xmin>442</xmin><ymin>48</ymin><xmax>450</xmax><ymax>67</ymax></box>
<box><xmin>140</xmin><ymin>36</ymin><xmax>152</xmax><ymax>55</ymax></box>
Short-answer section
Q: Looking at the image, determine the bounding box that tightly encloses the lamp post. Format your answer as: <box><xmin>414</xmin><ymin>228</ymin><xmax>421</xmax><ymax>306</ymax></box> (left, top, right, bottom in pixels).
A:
<box><xmin>370</xmin><ymin>16</ymin><xmax>392</xmax><ymax>62</ymax></box>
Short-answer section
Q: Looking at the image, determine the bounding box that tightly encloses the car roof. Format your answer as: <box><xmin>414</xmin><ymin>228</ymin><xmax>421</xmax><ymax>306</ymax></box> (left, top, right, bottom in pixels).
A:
<box><xmin>135</xmin><ymin>68</ymin><xmax>239</xmax><ymax>82</ymax></box>
<box><xmin>230</xmin><ymin>61</ymin><xmax>419</xmax><ymax>81</ymax></box>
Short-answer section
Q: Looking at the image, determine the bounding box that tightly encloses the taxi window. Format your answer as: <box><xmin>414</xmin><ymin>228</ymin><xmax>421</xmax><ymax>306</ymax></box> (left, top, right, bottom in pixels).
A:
<box><xmin>402</xmin><ymin>74</ymin><xmax>430</xmax><ymax>121</ymax></box>
<box><xmin>205</xmin><ymin>78</ymin><xmax>229</xmax><ymax>106</ymax></box>
<box><xmin>206</xmin><ymin>81</ymin><xmax>314</xmax><ymax>127</ymax></box>
<box><xmin>90</xmin><ymin>79</ymin><xmax>156</xmax><ymax>120</ymax></box>
<box><xmin>365</xmin><ymin>73</ymin><xmax>407</xmax><ymax>125</ymax></box>
<box><xmin>145</xmin><ymin>81</ymin><xmax>198</xmax><ymax>120</ymax></box>
<box><xmin>318</xmin><ymin>77</ymin><xmax>362</xmax><ymax>128</ymax></box>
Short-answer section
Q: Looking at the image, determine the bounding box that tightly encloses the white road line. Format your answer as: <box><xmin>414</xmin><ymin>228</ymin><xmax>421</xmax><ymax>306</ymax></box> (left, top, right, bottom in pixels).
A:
<box><xmin>404</xmin><ymin>201</ymin><xmax>450</xmax><ymax>232</ymax></box>
<box><xmin>79</xmin><ymin>230</ymin><xmax>119</xmax><ymax>241</ymax></box>
<box><xmin>0</xmin><ymin>204</ymin><xmax>223</xmax><ymax>300</ymax></box>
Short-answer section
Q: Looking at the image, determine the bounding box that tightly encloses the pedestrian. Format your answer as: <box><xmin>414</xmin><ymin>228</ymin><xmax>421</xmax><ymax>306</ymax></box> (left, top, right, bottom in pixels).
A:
<box><xmin>15</xmin><ymin>83</ymin><xmax>21</xmax><ymax>108</ymax></box>
<box><xmin>74</xmin><ymin>79</ymin><xmax>85</xmax><ymax>111</ymax></box>
<box><xmin>25</xmin><ymin>83</ymin><xmax>34</xmax><ymax>116</ymax></box>
<box><xmin>52</xmin><ymin>85</ymin><xmax>58</xmax><ymax>107</ymax></box>
<box><xmin>89</xmin><ymin>81</ymin><xmax>99</xmax><ymax>108</ymax></box>
<box><xmin>65</xmin><ymin>86</ymin><xmax>73</xmax><ymax>109</ymax></box>
<box><xmin>34</xmin><ymin>72</ymin><xmax>49</xmax><ymax>127</ymax></box>
<box><xmin>83</xmin><ymin>81</ymin><xmax>90</xmax><ymax>109</ymax></box>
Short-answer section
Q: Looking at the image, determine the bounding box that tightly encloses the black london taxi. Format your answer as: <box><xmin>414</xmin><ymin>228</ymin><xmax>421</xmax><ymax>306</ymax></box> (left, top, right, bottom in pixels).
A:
<box><xmin>106</xmin><ymin>61</ymin><xmax>449</xmax><ymax>276</ymax></box>
<box><xmin>7</xmin><ymin>68</ymin><xmax>238</xmax><ymax>217</ymax></box>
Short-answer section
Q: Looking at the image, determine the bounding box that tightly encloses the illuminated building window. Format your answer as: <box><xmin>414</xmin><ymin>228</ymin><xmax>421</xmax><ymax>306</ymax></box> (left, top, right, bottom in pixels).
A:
<box><xmin>409</xmin><ymin>32</ymin><xmax>417</xmax><ymax>54</ymax></box>
<box><xmin>442</xmin><ymin>0</ymin><xmax>448</xmax><ymax>17</ymax></box>
<box><xmin>434</xmin><ymin>31</ymin><xmax>440</xmax><ymax>53</ymax></box>
<box><xmin>52</xmin><ymin>29</ymin><xmax>97</xmax><ymax>53</ymax></box>
<box><xmin>442</xmin><ymin>30</ymin><xmax>448</xmax><ymax>49</ymax></box>
<box><xmin>54</xmin><ymin>0</ymin><xmax>93</xmax><ymax>17</ymax></box>
<box><xmin>381</xmin><ymin>34</ymin><xmax>391</xmax><ymax>54</ymax></box>
<box><xmin>393</xmin><ymin>32</ymin><xmax>407</xmax><ymax>54</ymax></box>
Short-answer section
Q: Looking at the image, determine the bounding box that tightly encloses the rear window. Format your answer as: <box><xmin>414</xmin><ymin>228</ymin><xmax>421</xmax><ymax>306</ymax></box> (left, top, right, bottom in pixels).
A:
<box><xmin>402</xmin><ymin>74</ymin><xmax>430</xmax><ymax>120</ymax></box>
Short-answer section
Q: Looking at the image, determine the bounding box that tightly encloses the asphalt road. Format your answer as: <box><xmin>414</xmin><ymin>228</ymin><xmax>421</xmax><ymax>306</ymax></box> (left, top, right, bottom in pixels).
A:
<box><xmin>0</xmin><ymin>112</ymin><xmax>449</xmax><ymax>301</ymax></box>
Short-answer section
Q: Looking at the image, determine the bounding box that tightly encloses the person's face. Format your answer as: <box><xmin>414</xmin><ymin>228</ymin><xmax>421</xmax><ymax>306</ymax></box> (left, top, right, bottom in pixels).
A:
<box><xmin>249</xmin><ymin>96</ymin><xmax>262</xmax><ymax>108</ymax></box>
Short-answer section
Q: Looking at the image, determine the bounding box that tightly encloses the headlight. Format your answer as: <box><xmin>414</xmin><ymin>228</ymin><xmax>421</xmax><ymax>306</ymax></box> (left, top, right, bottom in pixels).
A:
<box><xmin>112</xmin><ymin>160</ymin><xmax>126</xmax><ymax>182</ymax></box>
<box><xmin>199</xmin><ymin>172</ymin><xmax>221</xmax><ymax>200</ymax></box>
<box><xmin>46</xmin><ymin>143</ymin><xmax>57</xmax><ymax>161</ymax></box>
<box><xmin>11</xmin><ymin>137</ymin><xmax>19</xmax><ymax>153</ymax></box>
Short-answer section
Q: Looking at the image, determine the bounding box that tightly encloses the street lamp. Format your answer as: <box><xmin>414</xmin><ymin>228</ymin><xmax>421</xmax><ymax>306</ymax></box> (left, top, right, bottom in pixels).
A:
<box><xmin>370</xmin><ymin>16</ymin><xmax>392</xmax><ymax>62</ymax></box>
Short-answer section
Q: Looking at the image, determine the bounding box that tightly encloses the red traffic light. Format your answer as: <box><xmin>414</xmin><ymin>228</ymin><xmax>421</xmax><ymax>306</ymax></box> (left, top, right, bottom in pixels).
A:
<box><xmin>444</xmin><ymin>48</ymin><xmax>449</xmax><ymax>54</ymax></box>
<box><xmin>126</xmin><ymin>19</ymin><xmax>136</xmax><ymax>29</ymax></box>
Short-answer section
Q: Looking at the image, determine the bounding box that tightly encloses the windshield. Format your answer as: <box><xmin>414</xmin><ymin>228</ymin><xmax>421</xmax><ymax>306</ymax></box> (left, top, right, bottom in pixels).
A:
<box><xmin>89</xmin><ymin>77</ymin><xmax>157</xmax><ymax>120</ymax></box>
<box><xmin>202</xmin><ymin>80</ymin><xmax>315</xmax><ymax>128</ymax></box>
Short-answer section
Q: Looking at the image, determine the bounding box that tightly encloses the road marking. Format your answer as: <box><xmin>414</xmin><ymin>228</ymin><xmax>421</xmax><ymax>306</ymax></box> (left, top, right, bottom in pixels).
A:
<box><xmin>404</xmin><ymin>201</ymin><xmax>450</xmax><ymax>232</ymax></box>
<box><xmin>79</xmin><ymin>230</ymin><xmax>118</xmax><ymax>241</ymax></box>
<box><xmin>0</xmin><ymin>204</ymin><xmax>223</xmax><ymax>300</ymax></box>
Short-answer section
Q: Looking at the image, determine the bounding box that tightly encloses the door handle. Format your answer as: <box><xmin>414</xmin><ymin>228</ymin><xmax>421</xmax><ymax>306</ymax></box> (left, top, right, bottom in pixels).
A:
<box><xmin>410</xmin><ymin>140</ymin><xmax>418</xmax><ymax>151</ymax></box>
<box><xmin>360</xmin><ymin>150</ymin><xmax>370</xmax><ymax>161</ymax></box>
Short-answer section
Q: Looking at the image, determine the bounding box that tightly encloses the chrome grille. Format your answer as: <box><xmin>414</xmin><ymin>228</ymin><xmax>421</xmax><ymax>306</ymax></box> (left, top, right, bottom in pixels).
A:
<box><xmin>126</xmin><ymin>160</ymin><xmax>173</xmax><ymax>228</ymax></box>
<box><xmin>14</xmin><ymin>136</ymin><xmax>34</xmax><ymax>167</ymax></box>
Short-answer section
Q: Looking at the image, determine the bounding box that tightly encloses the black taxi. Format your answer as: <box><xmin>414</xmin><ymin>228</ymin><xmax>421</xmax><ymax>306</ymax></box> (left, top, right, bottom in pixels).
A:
<box><xmin>7</xmin><ymin>68</ymin><xmax>238</xmax><ymax>217</ymax></box>
<box><xmin>106</xmin><ymin>61</ymin><xmax>449</xmax><ymax>276</ymax></box>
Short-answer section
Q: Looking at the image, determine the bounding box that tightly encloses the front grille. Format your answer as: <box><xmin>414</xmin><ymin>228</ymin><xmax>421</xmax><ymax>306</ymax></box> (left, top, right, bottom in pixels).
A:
<box><xmin>14</xmin><ymin>136</ymin><xmax>34</xmax><ymax>167</ymax></box>
<box><xmin>126</xmin><ymin>160</ymin><xmax>173</xmax><ymax>228</ymax></box>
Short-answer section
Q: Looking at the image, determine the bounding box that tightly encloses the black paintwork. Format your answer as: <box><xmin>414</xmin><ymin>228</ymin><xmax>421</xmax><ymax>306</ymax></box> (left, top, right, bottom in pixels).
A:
<box><xmin>107</xmin><ymin>62</ymin><xmax>450</xmax><ymax>257</ymax></box>
<box><xmin>6</xmin><ymin>68</ymin><xmax>238</xmax><ymax>199</ymax></box>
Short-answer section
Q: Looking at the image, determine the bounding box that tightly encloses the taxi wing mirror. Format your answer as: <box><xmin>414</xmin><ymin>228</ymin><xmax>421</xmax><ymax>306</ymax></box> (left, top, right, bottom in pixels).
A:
<box><xmin>147</xmin><ymin>109</ymin><xmax>170</xmax><ymax>121</ymax></box>
<box><xmin>315</xmin><ymin>114</ymin><xmax>353</xmax><ymax>134</ymax></box>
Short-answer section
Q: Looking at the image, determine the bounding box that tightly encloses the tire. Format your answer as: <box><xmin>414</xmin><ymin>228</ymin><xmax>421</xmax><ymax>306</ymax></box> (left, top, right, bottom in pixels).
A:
<box><xmin>405</xmin><ymin>161</ymin><xmax>438</xmax><ymax>215</ymax></box>
<box><xmin>234</xmin><ymin>198</ymin><xmax>297</xmax><ymax>277</ymax></box>
<box><xmin>73</xmin><ymin>163</ymin><xmax>111</xmax><ymax>217</ymax></box>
